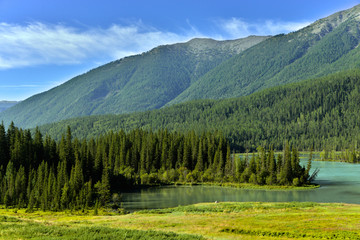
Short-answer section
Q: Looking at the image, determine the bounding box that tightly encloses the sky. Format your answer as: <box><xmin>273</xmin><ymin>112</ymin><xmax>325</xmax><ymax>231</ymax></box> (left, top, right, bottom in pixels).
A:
<box><xmin>0</xmin><ymin>0</ymin><xmax>359</xmax><ymax>101</ymax></box>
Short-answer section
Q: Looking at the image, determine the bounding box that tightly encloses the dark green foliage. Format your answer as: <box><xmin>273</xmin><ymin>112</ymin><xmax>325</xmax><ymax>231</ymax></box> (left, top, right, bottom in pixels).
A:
<box><xmin>236</xmin><ymin>146</ymin><xmax>311</xmax><ymax>186</ymax></box>
<box><xmin>320</xmin><ymin>148</ymin><xmax>360</xmax><ymax>163</ymax></box>
<box><xmin>39</xmin><ymin>69</ymin><xmax>360</xmax><ymax>151</ymax></box>
<box><xmin>0</xmin><ymin>37</ymin><xmax>267</xmax><ymax>129</ymax></box>
<box><xmin>0</xmin><ymin>124</ymin><xmax>312</xmax><ymax>210</ymax></box>
<box><xmin>0</xmin><ymin>124</ymin><xmax>231</xmax><ymax>210</ymax></box>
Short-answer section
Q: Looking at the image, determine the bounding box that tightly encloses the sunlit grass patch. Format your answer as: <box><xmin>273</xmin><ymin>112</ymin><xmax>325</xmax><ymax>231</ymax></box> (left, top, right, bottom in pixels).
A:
<box><xmin>1</xmin><ymin>202</ymin><xmax>360</xmax><ymax>239</ymax></box>
<box><xmin>0</xmin><ymin>218</ymin><xmax>204</xmax><ymax>240</ymax></box>
<box><xmin>137</xmin><ymin>201</ymin><xmax>322</xmax><ymax>214</ymax></box>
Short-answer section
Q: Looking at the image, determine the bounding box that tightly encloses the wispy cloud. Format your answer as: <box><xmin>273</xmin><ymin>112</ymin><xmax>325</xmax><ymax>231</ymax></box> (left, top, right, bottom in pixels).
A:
<box><xmin>218</xmin><ymin>18</ymin><xmax>312</xmax><ymax>38</ymax></box>
<box><xmin>0</xmin><ymin>19</ymin><xmax>312</xmax><ymax>70</ymax></box>
<box><xmin>0</xmin><ymin>22</ymin><xmax>200</xmax><ymax>69</ymax></box>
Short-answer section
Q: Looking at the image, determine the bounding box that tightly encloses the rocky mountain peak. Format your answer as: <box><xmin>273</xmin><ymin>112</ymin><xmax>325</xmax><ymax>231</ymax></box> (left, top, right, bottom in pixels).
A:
<box><xmin>309</xmin><ymin>4</ymin><xmax>360</xmax><ymax>35</ymax></box>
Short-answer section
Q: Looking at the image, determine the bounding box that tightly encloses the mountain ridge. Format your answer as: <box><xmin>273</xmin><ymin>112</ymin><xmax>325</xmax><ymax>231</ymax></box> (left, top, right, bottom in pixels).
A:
<box><xmin>168</xmin><ymin>4</ymin><xmax>360</xmax><ymax>104</ymax></box>
<box><xmin>0</xmin><ymin>36</ymin><xmax>269</xmax><ymax>128</ymax></box>
<box><xmin>2</xmin><ymin>4</ymin><xmax>360</xmax><ymax>129</ymax></box>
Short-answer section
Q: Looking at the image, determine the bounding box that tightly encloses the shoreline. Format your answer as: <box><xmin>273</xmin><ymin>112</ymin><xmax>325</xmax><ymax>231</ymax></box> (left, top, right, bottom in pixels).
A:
<box><xmin>171</xmin><ymin>182</ymin><xmax>320</xmax><ymax>190</ymax></box>
<box><xmin>125</xmin><ymin>182</ymin><xmax>320</xmax><ymax>192</ymax></box>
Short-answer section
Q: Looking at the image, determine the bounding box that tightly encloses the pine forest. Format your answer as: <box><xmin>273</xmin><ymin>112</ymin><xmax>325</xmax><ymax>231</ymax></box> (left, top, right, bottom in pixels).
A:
<box><xmin>0</xmin><ymin>123</ymin><xmax>313</xmax><ymax>210</ymax></box>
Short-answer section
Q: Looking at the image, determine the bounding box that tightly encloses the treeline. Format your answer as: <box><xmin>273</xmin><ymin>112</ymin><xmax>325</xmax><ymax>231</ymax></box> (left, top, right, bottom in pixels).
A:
<box><xmin>236</xmin><ymin>145</ymin><xmax>316</xmax><ymax>186</ymax></box>
<box><xmin>320</xmin><ymin>148</ymin><xmax>360</xmax><ymax>163</ymax></box>
<box><xmin>40</xmin><ymin>69</ymin><xmax>360</xmax><ymax>151</ymax></box>
<box><xmin>0</xmin><ymin>123</ymin><xmax>313</xmax><ymax>211</ymax></box>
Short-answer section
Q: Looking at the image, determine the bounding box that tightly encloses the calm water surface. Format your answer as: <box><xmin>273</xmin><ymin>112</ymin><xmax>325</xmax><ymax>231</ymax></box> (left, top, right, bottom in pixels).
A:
<box><xmin>121</xmin><ymin>159</ymin><xmax>360</xmax><ymax>211</ymax></box>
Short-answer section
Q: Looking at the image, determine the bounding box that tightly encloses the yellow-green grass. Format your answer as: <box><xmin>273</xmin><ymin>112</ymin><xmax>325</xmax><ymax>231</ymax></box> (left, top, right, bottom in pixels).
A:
<box><xmin>1</xmin><ymin>202</ymin><xmax>360</xmax><ymax>239</ymax></box>
<box><xmin>142</xmin><ymin>181</ymin><xmax>319</xmax><ymax>190</ymax></box>
<box><xmin>0</xmin><ymin>207</ymin><xmax>203</xmax><ymax>240</ymax></box>
<box><xmin>198</xmin><ymin>182</ymin><xmax>319</xmax><ymax>190</ymax></box>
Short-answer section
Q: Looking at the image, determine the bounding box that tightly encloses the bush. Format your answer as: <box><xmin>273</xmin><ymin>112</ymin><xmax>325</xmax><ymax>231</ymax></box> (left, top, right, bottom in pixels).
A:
<box><xmin>292</xmin><ymin>178</ymin><xmax>300</xmax><ymax>186</ymax></box>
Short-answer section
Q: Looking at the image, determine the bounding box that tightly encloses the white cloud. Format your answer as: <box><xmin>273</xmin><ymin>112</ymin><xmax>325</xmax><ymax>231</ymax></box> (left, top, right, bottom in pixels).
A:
<box><xmin>219</xmin><ymin>18</ymin><xmax>312</xmax><ymax>38</ymax></box>
<box><xmin>0</xmin><ymin>22</ymin><xmax>199</xmax><ymax>69</ymax></box>
<box><xmin>0</xmin><ymin>19</ymin><xmax>312</xmax><ymax>70</ymax></box>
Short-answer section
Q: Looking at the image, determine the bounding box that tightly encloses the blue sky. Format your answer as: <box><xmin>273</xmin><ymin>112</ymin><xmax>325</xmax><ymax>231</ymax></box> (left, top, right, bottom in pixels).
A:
<box><xmin>0</xmin><ymin>0</ymin><xmax>359</xmax><ymax>101</ymax></box>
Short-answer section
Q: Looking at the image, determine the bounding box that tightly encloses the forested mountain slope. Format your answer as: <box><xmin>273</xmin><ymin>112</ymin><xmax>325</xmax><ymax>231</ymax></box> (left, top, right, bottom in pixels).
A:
<box><xmin>3</xmin><ymin>4</ymin><xmax>360</xmax><ymax>129</ymax></box>
<box><xmin>169</xmin><ymin>4</ymin><xmax>360</xmax><ymax>104</ymax></box>
<box><xmin>39</xmin><ymin>69</ymin><xmax>360</xmax><ymax>151</ymax></box>
<box><xmin>0</xmin><ymin>36</ymin><xmax>268</xmax><ymax>129</ymax></box>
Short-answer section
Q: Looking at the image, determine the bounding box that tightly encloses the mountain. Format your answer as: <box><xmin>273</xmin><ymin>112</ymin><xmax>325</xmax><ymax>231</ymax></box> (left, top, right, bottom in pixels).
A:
<box><xmin>168</xmin><ymin>4</ymin><xmax>360</xmax><ymax>104</ymax></box>
<box><xmin>3</xmin><ymin>4</ymin><xmax>360</xmax><ymax>129</ymax></box>
<box><xmin>0</xmin><ymin>101</ymin><xmax>18</xmax><ymax>113</ymax></box>
<box><xmin>0</xmin><ymin>36</ymin><xmax>268</xmax><ymax>128</ymax></box>
<box><xmin>38</xmin><ymin>69</ymin><xmax>360</xmax><ymax>151</ymax></box>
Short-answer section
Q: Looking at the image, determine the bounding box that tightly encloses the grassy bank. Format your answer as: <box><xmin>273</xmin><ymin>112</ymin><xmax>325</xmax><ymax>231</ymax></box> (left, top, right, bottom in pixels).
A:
<box><xmin>1</xmin><ymin>202</ymin><xmax>360</xmax><ymax>239</ymax></box>
<box><xmin>130</xmin><ymin>181</ymin><xmax>320</xmax><ymax>192</ymax></box>
<box><xmin>196</xmin><ymin>182</ymin><xmax>319</xmax><ymax>190</ymax></box>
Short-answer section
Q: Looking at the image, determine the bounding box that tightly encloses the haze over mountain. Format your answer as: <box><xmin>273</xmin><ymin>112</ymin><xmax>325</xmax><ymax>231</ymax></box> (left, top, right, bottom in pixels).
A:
<box><xmin>0</xmin><ymin>101</ymin><xmax>18</xmax><ymax>113</ymax></box>
<box><xmin>2</xmin><ymin>4</ymin><xmax>360</xmax><ymax>129</ymax></box>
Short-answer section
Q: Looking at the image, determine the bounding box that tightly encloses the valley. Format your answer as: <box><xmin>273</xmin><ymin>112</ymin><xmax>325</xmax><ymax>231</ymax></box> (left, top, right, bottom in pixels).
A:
<box><xmin>2</xmin><ymin>2</ymin><xmax>360</xmax><ymax>239</ymax></box>
<box><xmin>4</xmin><ymin>5</ymin><xmax>360</xmax><ymax>130</ymax></box>
<box><xmin>38</xmin><ymin>69</ymin><xmax>360</xmax><ymax>152</ymax></box>
<box><xmin>0</xmin><ymin>36</ymin><xmax>268</xmax><ymax>129</ymax></box>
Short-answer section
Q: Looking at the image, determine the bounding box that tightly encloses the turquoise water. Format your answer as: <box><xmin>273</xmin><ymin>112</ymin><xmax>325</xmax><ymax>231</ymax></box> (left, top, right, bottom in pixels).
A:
<box><xmin>121</xmin><ymin>160</ymin><xmax>360</xmax><ymax>211</ymax></box>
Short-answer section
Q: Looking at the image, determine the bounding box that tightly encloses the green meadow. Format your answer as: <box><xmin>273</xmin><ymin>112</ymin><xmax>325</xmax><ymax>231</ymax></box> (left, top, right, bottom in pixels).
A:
<box><xmin>1</xmin><ymin>202</ymin><xmax>360</xmax><ymax>239</ymax></box>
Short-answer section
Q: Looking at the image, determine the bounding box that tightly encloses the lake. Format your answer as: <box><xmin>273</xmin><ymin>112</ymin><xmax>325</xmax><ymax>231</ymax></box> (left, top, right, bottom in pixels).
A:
<box><xmin>120</xmin><ymin>159</ymin><xmax>360</xmax><ymax>211</ymax></box>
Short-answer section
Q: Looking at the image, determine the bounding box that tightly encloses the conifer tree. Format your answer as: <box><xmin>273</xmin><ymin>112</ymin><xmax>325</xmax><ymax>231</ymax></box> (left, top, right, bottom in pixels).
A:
<box><xmin>195</xmin><ymin>140</ymin><xmax>204</xmax><ymax>172</ymax></box>
<box><xmin>0</xmin><ymin>123</ymin><xmax>9</xmax><ymax>168</ymax></box>
<box><xmin>0</xmin><ymin>123</ymin><xmax>316</xmax><ymax>209</ymax></box>
<box><xmin>267</xmin><ymin>147</ymin><xmax>277</xmax><ymax>185</ymax></box>
<box><xmin>305</xmin><ymin>147</ymin><xmax>313</xmax><ymax>178</ymax></box>
<box><xmin>224</xmin><ymin>144</ymin><xmax>232</xmax><ymax>178</ymax></box>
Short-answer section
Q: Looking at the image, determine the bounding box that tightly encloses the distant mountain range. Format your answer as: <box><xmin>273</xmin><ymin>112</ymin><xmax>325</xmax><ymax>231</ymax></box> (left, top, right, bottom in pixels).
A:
<box><xmin>0</xmin><ymin>101</ymin><xmax>18</xmax><ymax>113</ymax></box>
<box><xmin>2</xmin><ymin>4</ymin><xmax>360</xmax><ymax>129</ymax></box>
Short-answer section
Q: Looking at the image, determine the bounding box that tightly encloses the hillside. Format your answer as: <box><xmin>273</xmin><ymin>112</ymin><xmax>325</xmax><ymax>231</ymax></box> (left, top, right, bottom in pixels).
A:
<box><xmin>169</xmin><ymin>4</ymin><xmax>360</xmax><ymax>104</ymax></box>
<box><xmin>3</xmin><ymin>4</ymin><xmax>360</xmax><ymax>129</ymax></box>
<box><xmin>38</xmin><ymin>69</ymin><xmax>360</xmax><ymax>151</ymax></box>
<box><xmin>0</xmin><ymin>36</ymin><xmax>268</xmax><ymax>129</ymax></box>
<box><xmin>0</xmin><ymin>101</ymin><xmax>18</xmax><ymax>112</ymax></box>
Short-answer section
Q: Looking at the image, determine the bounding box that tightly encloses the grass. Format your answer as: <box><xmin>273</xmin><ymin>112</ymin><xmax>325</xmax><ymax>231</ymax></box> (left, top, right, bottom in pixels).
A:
<box><xmin>200</xmin><ymin>182</ymin><xmax>319</xmax><ymax>190</ymax></box>
<box><xmin>0</xmin><ymin>208</ymin><xmax>203</xmax><ymax>240</ymax></box>
<box><xmin>135</xmin><ymin>181</ymin><xmax>320</xmax><ymax>191</ymax></box>
<box><xmin>1</xmin><ymin>202</ymin><xmax>360</xmax><ymax>239</ymax></box>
